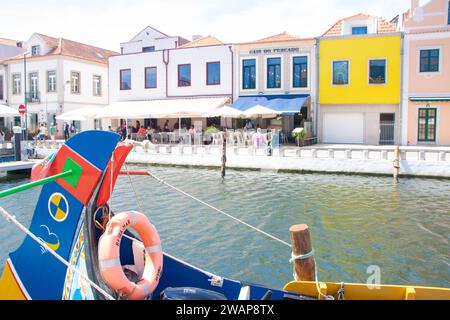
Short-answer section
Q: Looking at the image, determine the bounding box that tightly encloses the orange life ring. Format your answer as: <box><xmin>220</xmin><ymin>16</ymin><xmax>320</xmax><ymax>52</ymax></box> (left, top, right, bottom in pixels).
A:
<box><xmin>98</xmin><ymin>211</ymin><xmax>163</xmax><ymax>300</ymax></box>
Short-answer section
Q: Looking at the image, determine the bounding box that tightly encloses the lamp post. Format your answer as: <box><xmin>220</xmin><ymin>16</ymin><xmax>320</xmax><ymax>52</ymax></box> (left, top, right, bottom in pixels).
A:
<box><xmin>23</xmin><ymin>51</ymin><xmax>30</xmax><ymax>140</ymax></box>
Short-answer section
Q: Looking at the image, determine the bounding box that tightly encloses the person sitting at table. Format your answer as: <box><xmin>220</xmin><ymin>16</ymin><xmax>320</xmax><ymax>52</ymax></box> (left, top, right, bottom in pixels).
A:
<box><xmin>162</xmin><ymin>120</ymin><xmax>170</xmax><ymax>132</ymax></box>
<box><xmin>163</xmin><ymin>120</ymin><xmax>170</xmax><ymax>132</ymax></box>
<box><xmin>137</xmin><ymin>126</ymin><xmax>146</xmax><ymax>135</ymax></box>
<box><xmin>146</xmin><ymin>127</ymin><xmax>154</xmax><ymax>141</ymax></box>
<box><xmin>120</xmin><ymin>125</ymin><xmax>127</xmax><ymax>140</ymax></box>
<box><xmin>127</xmin><ymin>126</ymin><xmax>133</xmax><ymax>139</ymax></box>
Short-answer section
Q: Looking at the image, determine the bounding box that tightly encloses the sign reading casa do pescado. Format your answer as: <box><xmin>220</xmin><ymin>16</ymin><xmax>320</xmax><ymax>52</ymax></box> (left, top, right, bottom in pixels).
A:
<box><xmin>249</xmin><ymin>47</ymin><xmax>305</xmax><ymax>55</ymax></box>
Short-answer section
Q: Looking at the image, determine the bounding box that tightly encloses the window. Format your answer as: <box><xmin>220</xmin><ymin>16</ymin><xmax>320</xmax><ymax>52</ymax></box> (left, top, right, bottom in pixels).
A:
<box><xmin>120</xmin><ymin>69</ymin><xmax>131</xmax><ymax>90</ymax></box>
<box><xmin>31</xmin><ymin>45</ymin><xmax>40</xmax><ymax>56</ymax></box>
<box><xmin>293</xmin><ymin>56</ymin><xmax>308</xmax><ymax>88</ymax></box>
<box><xmin>71</xmin><ymin>71</ymin><xmax>80</xmax><ymax>94</ymax></box>
<box><xmin>0</xmin><ymin>76</ymin><xmax>3</xmax><ymax>100</ymax></box>
<box><xmin>47</xmin><ymin>70</ymin><xmax>56</xmax><ymax>92</ymax></box>
<box><xmin>448</xmin><ymin>1</ymin><xmax>450</xmax><ymax>24</ymax></box>
<box><xmin>206</xmin><ymin>62</ymin><xmax>220</xmax><ymax>85</ymax></box>
<box><xmin>178</xmin><ymin>64</ymin><xmax>191</xmax><ymax>87</ymax></box>
<box><xmin>142</xmin><ymin>46</ymin><xmax>155</xmax><ymax>52</ymax></box>
<box><xmin>29</xmin><ymin>72</ymin><xmax>39</xmax><ymax>101</ymax></box>
<box><xmin>352</xmin><ymin>26</ymin><xmax>368</xmax><ymax>35</ymax></box>
<box><xmin>420</xmin><ymin>49</ymin><xmax>440</xmax><ymax>73</ymax></box>
<box><xmin>418</xmin><ymin>108</ymin><xmax>437</xmax><ymax>142</ymax></box>
<box><xmin>145</xmin><ymin>67</ymin><xmax>157</xmax><ymax>88</ymax></box>
<box><xmin>332</xmin><ymin>60</ymin><xmax>349</xmax><ymax>85</ymax></box>
<box><xmin>12</xmin><ymin>73</ymin><xmax>21</xmax><ymax>95</ymax></box>
<box><xmin>242</xmin><ymin>59</ymin><xmax>256</xmax><ymax>90</ymax></box>
<box><xmin>369</xmin><ymin>59</ymin><xmax>386</xmax><ymax>84</ymax></box>
<box><xmin>93</xmin><ymin>75</ymin><xmax>102</xmax><ymax>96</ymax></box>
<box><xmin>267</xmin><ymin>57</ymin><xmax>281</xmax><ymax>89</ymax></box>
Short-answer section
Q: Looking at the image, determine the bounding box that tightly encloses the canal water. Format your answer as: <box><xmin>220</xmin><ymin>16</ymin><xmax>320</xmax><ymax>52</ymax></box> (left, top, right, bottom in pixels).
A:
<box><xmin>0</xmin><ymin>166</ymin><xmax>449</xmax><ymax>290</ymax></box>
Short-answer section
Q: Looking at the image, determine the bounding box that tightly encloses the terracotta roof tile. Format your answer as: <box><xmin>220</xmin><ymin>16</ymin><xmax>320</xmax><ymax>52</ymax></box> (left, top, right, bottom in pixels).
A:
<box><xmin>240</xmin><ymin>32</ymin><xmax>304</xmax><ymax>45</ymax></box>
<box><xmin>58</xmin><ymin>38</ymin><xmax>119</xmax><ymax>63</ymax></box>
<box><xmin>36</xmin><ymin>33</ymin><xmax>60</xmax><ymax>48</ymax></box>
<box><xmin>323</xmin><ymin>13</ymin><xmax>398</xmax><ymax>37</ymax></box>
<box><xmin>179</xmin><ymin>35</ymin><xmax>224</xmax><ymax>48</ymax></box>
<box><xmin>4</xmin><ymin>33</ymin><xmax>119</xmax><ymax>64</ymax></box>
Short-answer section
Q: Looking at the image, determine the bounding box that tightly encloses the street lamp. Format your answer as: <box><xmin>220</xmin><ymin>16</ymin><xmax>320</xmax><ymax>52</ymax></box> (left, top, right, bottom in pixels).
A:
<box><xmin>23</xmin><ymin>51</ymin><xmax>30</xmax><ymax>140</ymax></box>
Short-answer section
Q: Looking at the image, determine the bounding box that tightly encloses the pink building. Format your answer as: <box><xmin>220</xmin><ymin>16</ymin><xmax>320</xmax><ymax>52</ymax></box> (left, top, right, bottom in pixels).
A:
<box><xmin>402</xmin><ymin>0</ymin><xmax>450</xmax><ymax>146</ymax></box>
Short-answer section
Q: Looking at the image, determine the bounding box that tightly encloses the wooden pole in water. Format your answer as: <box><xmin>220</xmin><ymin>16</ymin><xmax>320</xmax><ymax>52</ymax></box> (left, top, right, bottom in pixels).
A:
<box><xmin>221</xmin><ymin>129</ymin><xmax>227</xmax><ymax>178</ymax></box>
<box><xmin>394</xmin><ymin>145</ymin><xmax>400</xmax><ymax>182</ymax></box>
<box><xmin>289</xmin><ymin>224</ymin><xmax>316</xmax><ymax>281</ymax></box>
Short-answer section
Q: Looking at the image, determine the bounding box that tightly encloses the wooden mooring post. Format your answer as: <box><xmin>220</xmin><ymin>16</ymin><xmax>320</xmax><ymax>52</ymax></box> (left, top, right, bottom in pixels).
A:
<box><xmin>393</xmin><ymin>145</ymin><xmax>400</xmax><ymax>182</ymax></box>
<box><xmin>221</xmin><ymin>129</ymin><xmax>227</xmax><ymax>178</ymax></box>
<box><xmin>289</xmin><ymin>224</ymin><xmax>316</xmax><ymax>281</ymax></box>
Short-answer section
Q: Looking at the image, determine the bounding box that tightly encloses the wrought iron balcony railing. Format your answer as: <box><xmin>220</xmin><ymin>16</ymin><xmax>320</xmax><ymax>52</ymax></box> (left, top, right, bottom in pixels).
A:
<box><xmin>25</xmin><ymin>91</ymin><xmax>40</xmax><ymax>103</ymax></box>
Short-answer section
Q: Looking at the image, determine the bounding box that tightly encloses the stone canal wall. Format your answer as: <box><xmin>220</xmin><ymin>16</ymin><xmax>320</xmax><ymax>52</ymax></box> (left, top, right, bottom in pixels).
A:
<box><xmin>31</xmin><ymin>141</ymin><xmax>450</xmax><ymax>178</ymax></box>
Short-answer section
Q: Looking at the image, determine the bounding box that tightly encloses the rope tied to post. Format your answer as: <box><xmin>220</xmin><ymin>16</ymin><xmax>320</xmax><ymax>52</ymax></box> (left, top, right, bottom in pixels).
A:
<box><xmin>289</xmin><ymin>249</ymin><xmax>315</xmax><ymax>263</ymax></box>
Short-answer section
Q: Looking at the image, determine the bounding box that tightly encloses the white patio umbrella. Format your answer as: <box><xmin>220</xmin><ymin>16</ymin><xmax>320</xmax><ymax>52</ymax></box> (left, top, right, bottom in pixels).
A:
<box><xmin>0</xmin><ymin>105</ymin><xmax>20</xmax><ymax>117</ymax></box>
<box><xmin>204</xmin><ymin>105</ymin><xmax>246</xmax><ymax>118</ymax></box>
<box><xmin>56</xmin><ymin>105</ymin><xmax>103</xmax><ymax>121</ymax></box>
<box><xmin>243</xmin><ymin>105</ymin><xmax>279</xmax><ymax>119</ymax></box>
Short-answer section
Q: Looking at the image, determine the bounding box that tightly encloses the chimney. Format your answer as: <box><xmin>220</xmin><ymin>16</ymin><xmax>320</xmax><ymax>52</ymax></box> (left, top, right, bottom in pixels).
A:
<box><xmin>411</xmin><ymin>0</ymin><xmax>420</xmax><ymax>14</ymax></box>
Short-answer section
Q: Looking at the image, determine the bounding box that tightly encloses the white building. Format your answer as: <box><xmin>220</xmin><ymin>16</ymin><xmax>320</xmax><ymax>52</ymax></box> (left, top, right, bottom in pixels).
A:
<box><xmin>0</xmin><ymin>33</ymin><xmax>118</xmax><ymax>137</ymax></box>
<box><xmin>109</xmin><ymin>27</ymin><xmax>233</xmax><ymax>130</ymax></box>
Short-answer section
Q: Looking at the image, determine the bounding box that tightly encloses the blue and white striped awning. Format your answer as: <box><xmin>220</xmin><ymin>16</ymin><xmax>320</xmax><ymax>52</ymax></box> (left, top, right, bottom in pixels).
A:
<box><xmin>232</xmin><ymin>95</ymin><xmax>309</xmax><ymax>115</ymax></box>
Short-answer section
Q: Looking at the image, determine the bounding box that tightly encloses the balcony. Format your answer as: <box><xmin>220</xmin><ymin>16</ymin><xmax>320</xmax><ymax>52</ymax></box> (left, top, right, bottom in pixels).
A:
<box><xmin>26</xmin><ymin>91</ymin><xmax>40</xmax><ymax>103</ymax></box>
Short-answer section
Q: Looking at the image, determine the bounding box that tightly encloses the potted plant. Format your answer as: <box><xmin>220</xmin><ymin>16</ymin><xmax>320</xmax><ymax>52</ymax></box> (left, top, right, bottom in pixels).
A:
<box><xmin>291</xmin><ymin>127</ymin><xmax>306</xmax><ymax>147</ymax></box>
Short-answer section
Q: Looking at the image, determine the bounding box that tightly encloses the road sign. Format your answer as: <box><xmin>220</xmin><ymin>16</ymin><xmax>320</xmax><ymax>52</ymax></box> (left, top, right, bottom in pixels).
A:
<box><xmin>19</xmin><ymin>105</ymin><xmax>26</xmax><ymax>115</ymax></box>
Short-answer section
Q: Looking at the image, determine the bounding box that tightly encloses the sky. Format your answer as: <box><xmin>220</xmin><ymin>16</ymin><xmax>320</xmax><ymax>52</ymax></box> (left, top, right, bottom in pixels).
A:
<box><xmin>0</xmin><ymin>0</ymin><xmax>426</xmax><ymax>52</ymax></box>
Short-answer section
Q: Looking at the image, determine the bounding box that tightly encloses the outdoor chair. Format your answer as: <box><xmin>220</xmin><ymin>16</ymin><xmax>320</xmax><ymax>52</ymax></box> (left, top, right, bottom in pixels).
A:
<box><xmin>193</xmin><ymin>133</ymin><xmax>203</xmax><ymax>145</ymax></box>
<box><xmin>227</xmin><ymin>131</ymin><xmax>235</xmax><ymax>146</ymax></box>
<box><xmin>169</xmin><ymin>131</ymin><xmax>178</xmax><ymax>144</ymax></box>
<box><xmin>212</xmin><ymin>132</ymin><xmax>223</xmax><ymax>145</ymax></box>
<box><xmin>243</xmin><ymin>132</ymin><xmax>253</xmax><ymax>147</ymax></box>
<box><xmin>180</xmin><ymin>132</ymin><xmax>191</xmax><ymax>145</ymax></box>
<box><xmin>235</xmin><ymin>132</ymin><xmax>244</xmax><ymax>146</ymax></box>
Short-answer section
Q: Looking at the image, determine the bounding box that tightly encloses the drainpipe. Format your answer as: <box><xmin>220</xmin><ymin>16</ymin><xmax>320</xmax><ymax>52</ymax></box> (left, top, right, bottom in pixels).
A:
<box><xmin>3</xmin><ymin>64</ymin><xmax>9</xmax><ymax>103</ymax></box>
<box><xmin>163</xmin><ymin>49</ymin><xmax>170</xmax><ymax>98</ymax></box>
<box><xmin>228</xmin><ymin>45</ymin><xmax>234</xmax><ymax>103</ymax></box>
<box><xmin>399</xmin><ymin>32</ymin><xmax>405</xmax><ymax>146</ymax></box>
<box><xmin>315</xmin><ymin>37</ymin><xmax>320</xmax><ymax>141</ymax></box>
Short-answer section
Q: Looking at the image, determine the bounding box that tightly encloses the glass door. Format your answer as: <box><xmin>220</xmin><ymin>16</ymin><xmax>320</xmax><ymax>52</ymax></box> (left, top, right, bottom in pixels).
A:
<box><xmin>418</xmin><ymin>108</ymin><xmax>437</xmax><ymax>142</ymax></box>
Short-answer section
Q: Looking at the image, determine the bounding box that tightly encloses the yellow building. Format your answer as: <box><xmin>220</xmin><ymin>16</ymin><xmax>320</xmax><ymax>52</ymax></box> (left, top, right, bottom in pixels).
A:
<box><xmin>318</xmin><ymin>14</ymin><xmax>402</xmax><ymax>145</ymax></box>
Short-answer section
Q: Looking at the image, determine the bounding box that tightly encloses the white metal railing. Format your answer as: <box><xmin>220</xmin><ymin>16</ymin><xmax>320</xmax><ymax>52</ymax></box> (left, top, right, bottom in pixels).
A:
<box><xmin>31</xmin><ymin>140</ymin><xmax>450</xmax><ymax>163</ymax></box>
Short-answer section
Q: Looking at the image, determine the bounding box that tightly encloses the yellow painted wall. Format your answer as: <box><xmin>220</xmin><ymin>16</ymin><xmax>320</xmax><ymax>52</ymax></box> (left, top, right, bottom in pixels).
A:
<box><xmin>319</xmin><ymin>35</ymin><xmax>401</xmax><ymax>104</ymax></box>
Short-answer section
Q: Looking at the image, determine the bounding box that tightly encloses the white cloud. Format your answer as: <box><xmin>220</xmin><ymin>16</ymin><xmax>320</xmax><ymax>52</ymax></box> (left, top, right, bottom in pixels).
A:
<box><xmin>0</xmin><ymin>0</ymin><xmax>413</xmax><ymax>51</ymax></box>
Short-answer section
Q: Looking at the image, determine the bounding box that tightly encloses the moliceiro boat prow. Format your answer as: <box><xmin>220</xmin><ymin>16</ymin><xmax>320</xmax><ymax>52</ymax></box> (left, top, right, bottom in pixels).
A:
<box><xmin>0</xmin><ymin>131</ymin><xmax>449</xmax><ymax>300</ymax></box>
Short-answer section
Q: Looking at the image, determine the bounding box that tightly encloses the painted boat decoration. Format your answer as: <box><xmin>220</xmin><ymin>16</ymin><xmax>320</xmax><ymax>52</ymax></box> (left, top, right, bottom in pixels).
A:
<box><xmin>0</xmin><ymin>130</ymin><xmax>449</xmax><ymax>300</ymax></box>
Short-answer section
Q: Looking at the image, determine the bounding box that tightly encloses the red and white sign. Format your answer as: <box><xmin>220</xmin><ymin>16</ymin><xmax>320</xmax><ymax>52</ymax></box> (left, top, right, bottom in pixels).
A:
<box><xmin>19</xmin><ymin>104</ymin><xmax>26</xmax><ymax>115</ymax></box>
